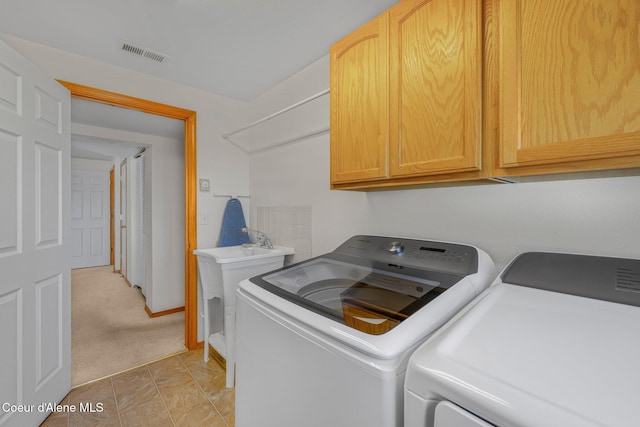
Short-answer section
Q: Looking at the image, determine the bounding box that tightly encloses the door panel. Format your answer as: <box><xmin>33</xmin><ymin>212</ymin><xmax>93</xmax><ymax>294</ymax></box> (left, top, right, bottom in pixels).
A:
<box><xmin>330</xmin><ymin>14</ymin><xmax>389</xmax><ymax>183</ymax></box>
<box><xmin>0</xmin><ymin>39</ymin><xmax>71</xmax><ymax>427</ymax></box>
<box><xmin>500</xmin><ymin>0</ymin><xmax>640</xmax><ymax>167</ymax></box>
<box><xmin>35</xmin><ymin>141</ymin><xmax>61</xmax><ymax>248</ymax></box>
<box><xmin>0</xmin><ymin>290</ymin><xmax>21</xmax><ymax>426</ymax></box>
<box><xmin>35</xmin><ymin>275</ymin><xmax>63</xmax><ymax>389</ymax></box>
<box><xmin>0</xmin><ymin>129</ymin><xmax>19</xmax><ymax>256</ymax></box>
<box><xmin>0</xmin><ymin>62</ymin><xmax>20</xmax><ymax>113</ymax></box>
<box><xmin>389</xmin><ymin>0</ymin><xmax>482</xmax><ymax>177</ymax></box>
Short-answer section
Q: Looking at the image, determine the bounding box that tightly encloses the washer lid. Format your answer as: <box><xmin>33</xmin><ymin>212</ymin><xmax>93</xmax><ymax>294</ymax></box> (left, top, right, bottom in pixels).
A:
<box><xmin>251</xmin><ymin>255</ymin><xmax>458</xmax><ymax>335</ymax></box>
<box><xmin>247</xmin><ymin>235</ymin><xmax>484</xmax><ymax>335</ymax></box>
<box><xmin>405</xmin><ymin>283</ymin><xmax>640</xmax><ymax>427</ymax></box>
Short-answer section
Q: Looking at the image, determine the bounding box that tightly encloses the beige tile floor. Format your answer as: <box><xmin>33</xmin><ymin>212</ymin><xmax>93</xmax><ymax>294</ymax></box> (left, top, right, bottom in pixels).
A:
<box><xmin>40</xmin><ymin>349</ymin><xmax>234</xmax><ymax>427</ymax></box>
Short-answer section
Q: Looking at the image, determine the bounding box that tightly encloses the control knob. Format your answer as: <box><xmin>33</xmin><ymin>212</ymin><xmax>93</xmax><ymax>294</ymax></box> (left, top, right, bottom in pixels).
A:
<box><xmin>386</xmin><ymin>241</ymin><xmax>404</xmax><ymax>255</ymax></box>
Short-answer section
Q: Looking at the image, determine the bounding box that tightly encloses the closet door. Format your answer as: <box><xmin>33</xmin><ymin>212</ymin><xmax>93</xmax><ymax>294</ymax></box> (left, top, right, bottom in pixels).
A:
<box><xmin>131</xmin><ymin>154</ymin><xmax>147</xmax><ymax>295</ymax></box>
<box><xmin>120</xmin><ymin>159</ymin><xmax>128</xmax><ymax>280</ymax></box>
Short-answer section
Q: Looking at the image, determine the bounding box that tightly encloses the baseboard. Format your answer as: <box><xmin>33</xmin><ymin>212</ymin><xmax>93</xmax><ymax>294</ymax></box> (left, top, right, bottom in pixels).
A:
<box><xmin>208</xmin><ymin>344</ymin><xmax>227</xmax><ymax>370</ymax></box>
<box><xmin>144</xmin><ymin>305</ymin><xmax>185</xmax><ymax>318</ymax></box>
<box><xmin>193</xmin><ymin>340</ymin><xmax>226</xmax><ymax>370</ymax></box>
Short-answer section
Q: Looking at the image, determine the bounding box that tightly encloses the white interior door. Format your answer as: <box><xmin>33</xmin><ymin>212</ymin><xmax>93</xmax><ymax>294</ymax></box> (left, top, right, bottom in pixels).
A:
<box><xmin>0</xmin><ymin>40</ymin><xmax>71</xmax><ymax>426</ymax></box>
<box><xmin>120</xmin><ymin>159</ymin><xmax>127</xmax><ymax>279</ymax></box>
<box><xmin>131</xmin><ymin>154</ymin><xmax>147</xmax><ymax>294</ymax></box>
<box><xmin>71</xmin><ymin>169</ymin><xmax>110</xmax><ymax>269</ymax></box>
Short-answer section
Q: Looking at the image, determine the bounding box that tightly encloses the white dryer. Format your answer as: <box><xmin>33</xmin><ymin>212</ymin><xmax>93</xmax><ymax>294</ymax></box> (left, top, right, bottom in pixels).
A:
<box><xmin>235</xmin><ymin>235</ymin><xmax>496</xmax><ymax>427</ymax></box>
<box><xmin>405</xmin><ymin>251</ymin><xmax>640</xmax><ymax>427</ymax></box>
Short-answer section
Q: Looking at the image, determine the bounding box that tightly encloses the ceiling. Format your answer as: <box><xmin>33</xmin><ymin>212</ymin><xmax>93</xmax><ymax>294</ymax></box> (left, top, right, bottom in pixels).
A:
<box><xmin>70</xmin><ymin>134</ymin><xmax>146</xmax><ymax>161</ymax></box>
<box><xmin>72</xmin><ymin>99</ymin><xmax>184</xmax><ymax>141</ymax></box>
<box><xmin>70</xmin><ymin>98</ymin><xmax>184</xmax><ymax>161</ymax></box>
<box><xmin>1</xmin><ymin>0</ymin><xmax>398</xmax><ymax>101</ymax></box>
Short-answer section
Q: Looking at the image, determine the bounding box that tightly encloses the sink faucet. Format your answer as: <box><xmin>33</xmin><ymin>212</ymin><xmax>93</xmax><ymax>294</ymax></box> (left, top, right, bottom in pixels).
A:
<box><xmin>241</xmin><ymin>227</ymin><xmax>274</xmax><ymax>249</ymax></box>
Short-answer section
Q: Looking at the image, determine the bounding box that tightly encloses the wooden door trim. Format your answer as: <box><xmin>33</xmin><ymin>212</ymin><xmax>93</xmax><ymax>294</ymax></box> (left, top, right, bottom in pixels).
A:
<box><xmin>58</xmin><ymin>80</ymin><xmax>199</xmax><ymax>351</ymax></box>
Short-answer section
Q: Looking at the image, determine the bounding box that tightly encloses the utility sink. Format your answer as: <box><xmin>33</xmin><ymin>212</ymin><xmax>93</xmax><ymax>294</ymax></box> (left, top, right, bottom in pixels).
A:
<box><xmin>193</xmin><ymin>244</ymin><xmax>294</xmax><ymax>388</ymax></box>
<box><xmin>195</xmin><ymin>244</ymin><xmax>294</xmax><ymax>263</ymax></box>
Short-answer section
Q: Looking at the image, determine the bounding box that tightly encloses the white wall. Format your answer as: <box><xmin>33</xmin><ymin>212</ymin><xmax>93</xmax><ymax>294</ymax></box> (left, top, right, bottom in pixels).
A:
<box><xmin>247</xmin><ymin>55</ymin><xmax>640</xmax><ymax>272</ymax></box>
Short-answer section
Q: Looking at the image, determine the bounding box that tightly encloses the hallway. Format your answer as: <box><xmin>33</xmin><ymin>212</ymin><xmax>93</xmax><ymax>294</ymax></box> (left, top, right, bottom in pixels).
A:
<box><xmin>72</xmin><ymin>266</ymin><xmax>184</xmax><ymax>386</ymax></box>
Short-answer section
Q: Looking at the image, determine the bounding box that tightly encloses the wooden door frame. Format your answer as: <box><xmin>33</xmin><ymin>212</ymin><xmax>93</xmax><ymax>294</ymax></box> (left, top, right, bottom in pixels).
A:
<box><xmin>58</xmin><ymin>80</ymin><xmax>199</xmax><ymax>350</ymax></box>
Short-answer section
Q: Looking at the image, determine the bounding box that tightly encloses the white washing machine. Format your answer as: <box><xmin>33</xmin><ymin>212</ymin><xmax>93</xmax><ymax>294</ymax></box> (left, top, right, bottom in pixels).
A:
<box><xmin>405</xmin><ymin>251</ymin><xmax>640</xmax><ymax>427</ymax></box>
<box><xmin>235</xmin><ymin>235</ymin><xmax>495</xmax><ymax>427</ymax></box>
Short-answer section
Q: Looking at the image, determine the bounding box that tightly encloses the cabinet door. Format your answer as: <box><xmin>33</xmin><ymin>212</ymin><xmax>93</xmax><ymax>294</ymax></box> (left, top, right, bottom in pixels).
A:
<box><xmin>389</xmin><ymin>0</ymin><xmax>482</xmax><ymax>178</ymax></box>
<box><xmin>501</xmin><ymin>0</ymin><xmax>640</xmax><ymax>169</ymax></box>
<box><xmin>330</xmin><ymin>14</ymin><xmax>389</xmax><ymax>184</ymax></box>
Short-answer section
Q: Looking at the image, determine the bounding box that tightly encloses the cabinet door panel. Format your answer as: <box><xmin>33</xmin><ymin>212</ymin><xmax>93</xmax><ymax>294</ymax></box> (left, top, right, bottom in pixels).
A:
<box><xmin>501</xmin><ymin>0</ymin><xmax>640</xmax><ymax>168</ymax></box>
<box><xmin>330</xmin><ymin>15</ymin><xmax>389</xmax><ymax>184</ymax></box>
<box><xmin>389</xmin><ymin>0</ymin><xmax>482</xmax><ymax>177</ymax></box>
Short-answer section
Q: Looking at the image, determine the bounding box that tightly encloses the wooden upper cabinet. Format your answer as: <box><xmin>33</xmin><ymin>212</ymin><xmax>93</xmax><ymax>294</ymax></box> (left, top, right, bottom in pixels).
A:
<box><xmin>330</xmin><ymin>0</ymin><xmax>484</xmax><ymax>188</ymax></box>
<box><xmin>330</xmin><ymin>0</ymin><xmax>640</xmax><ymax>189</ymax></box>
<box><xmin>389</xmin><ymin>0</ymin><xmax>483</xmax><ymax>178</ymax></box>
<box><xmin>500</xmin><ymin>0</ymin><xmax>640</xmax><ymax>170</ymax></box>
<box><xmin>330</xmin><ymin>14</ymin><xmax>389</xmax><ymax>184</ymax></box>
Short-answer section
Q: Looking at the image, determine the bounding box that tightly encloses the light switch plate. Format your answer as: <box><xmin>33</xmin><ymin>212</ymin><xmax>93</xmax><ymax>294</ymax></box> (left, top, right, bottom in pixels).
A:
<box><xmin>199</xmin><ymin>178</ymin><xmax>210</xmax><ymax>192</ymax></box>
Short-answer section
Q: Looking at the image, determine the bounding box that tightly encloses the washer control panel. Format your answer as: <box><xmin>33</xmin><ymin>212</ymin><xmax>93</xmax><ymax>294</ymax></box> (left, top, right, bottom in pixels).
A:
<box><xmin>335</xmin><ymin>235</ymin><xmax>478</xmax><ymax>275</ymax></box>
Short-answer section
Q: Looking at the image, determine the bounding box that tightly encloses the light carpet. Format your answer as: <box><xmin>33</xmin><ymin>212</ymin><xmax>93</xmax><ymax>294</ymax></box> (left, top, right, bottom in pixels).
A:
<box><xmin>72</xmin><ymin>266</ymin><xmax>185</xmax><ymax>386</ymax></box>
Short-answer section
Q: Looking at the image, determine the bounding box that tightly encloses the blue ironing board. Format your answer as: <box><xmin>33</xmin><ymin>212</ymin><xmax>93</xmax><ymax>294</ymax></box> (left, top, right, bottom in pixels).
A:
<box><xmin>218</xmin><ymin>198</ymin><xmax>250</xmax><ymax>247</ymax></box>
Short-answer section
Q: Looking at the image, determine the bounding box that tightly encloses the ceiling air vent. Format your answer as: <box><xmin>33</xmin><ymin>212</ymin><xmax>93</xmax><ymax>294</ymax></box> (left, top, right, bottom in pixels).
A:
<box><xmin>119</xmin><ymin>40</ymin><xmax>168</xmax><ymax>63</ymax></box>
